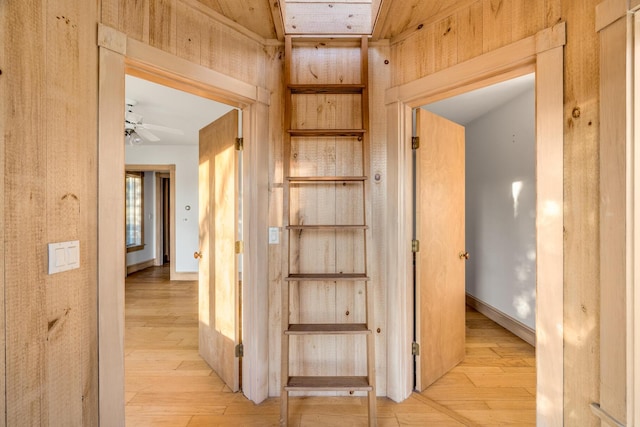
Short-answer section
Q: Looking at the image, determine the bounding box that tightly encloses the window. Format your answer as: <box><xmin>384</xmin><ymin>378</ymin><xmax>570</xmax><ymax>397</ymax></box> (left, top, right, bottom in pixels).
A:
<box><xmin>125</xmin><ymin>171</ymin><xmax>144</xmax><ymax>252</ymax></box>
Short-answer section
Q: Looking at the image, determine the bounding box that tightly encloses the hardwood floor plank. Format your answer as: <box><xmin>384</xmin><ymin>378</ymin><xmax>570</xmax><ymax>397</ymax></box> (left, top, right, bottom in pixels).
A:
<box><xmin>465</xmin><ymin>372</ymin><xmax>536</xmax><ymax>388</ymax></box>
<box><xmin>125</xmin><ymin>415</ymin><xmax>192</xmax><ymax>427</ymax></box>
<box><xmin>126</xmin><ymin>404</ymin><xmax>226</xmax><ymax>416</ymax></box>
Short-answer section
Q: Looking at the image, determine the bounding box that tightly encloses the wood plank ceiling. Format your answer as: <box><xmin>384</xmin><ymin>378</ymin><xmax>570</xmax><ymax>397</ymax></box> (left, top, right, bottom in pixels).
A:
<box><xmin>193</xmin><ymin>0</ymin><xmax>465</xmax><ymax>40</ymax></box>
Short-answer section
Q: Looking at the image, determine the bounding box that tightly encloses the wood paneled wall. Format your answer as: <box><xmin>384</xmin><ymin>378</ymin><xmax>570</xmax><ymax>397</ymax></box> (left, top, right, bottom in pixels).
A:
<box><xmin>101</xmin><ymin>0</ymin><xmax>268</xmax><ymax>90</ymax></box>
<box><xmin>1</xmin><ymin>0</ymin><xmax>607</xmax><ymax>423</ymax></box>
<box><xmin>1</xmin><ymin>0</ymin><xmax>99</xmax><ymax>425</ymax></box>
<box><xmin>561</xmin><ymin>0</ymin><xmax>601</xmax><ymax>425</ymax></box>
<box><xmin>390</xmin><ymin>0</ymin><xmax>562</xmax><ymax>86</ymax></box>
<box><xmin>389</xmin><ymin>0</ymin><xmax>601</xmax><ymax>424</ymax></box>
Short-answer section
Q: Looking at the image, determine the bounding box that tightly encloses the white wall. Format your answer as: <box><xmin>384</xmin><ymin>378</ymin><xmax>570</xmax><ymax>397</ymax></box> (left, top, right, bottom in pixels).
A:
<box><xmin>126</xmin><ymin>145</ymin><xmax>200</xmax><ymax>273</ymax></box>
<box><xmin>465</xmin><ymin>88</ymin><xmax>536</xmax><ymax>330</ymax></box>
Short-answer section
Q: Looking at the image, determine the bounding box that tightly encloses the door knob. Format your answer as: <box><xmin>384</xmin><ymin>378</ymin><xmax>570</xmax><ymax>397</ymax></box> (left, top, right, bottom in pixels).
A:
<box><xmin>459</xmin><ymin>251</ymin><xmax>469</xmax><ymax>260</ymax></box>
<box><xmin>194</xmin><ymin>251</ymin><xmax>203</xmax><ymax>259</ymax></box>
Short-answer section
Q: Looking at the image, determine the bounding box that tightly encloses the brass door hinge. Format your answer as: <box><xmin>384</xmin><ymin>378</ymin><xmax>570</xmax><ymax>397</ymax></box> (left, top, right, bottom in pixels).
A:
<box><xmin>235</xmin><ymin>137</ymin><xmax>244</xmax><ymax>151</ymax></box>
<box><xmin>235</xmin><ymin>241</ymin><xmax>244</xmax><ymax>254</ymax></box>
<box><xmin>412</xmin><ymin>342</ymin><xmax>420</xmax><ymax>356</ymax></box>
<box><xmin>411</xmin><ymin>239</ymin><xmax>419</xmax><ymax>253</ymax></box>
<box><xmin>235</xmin><ymin>343</ymin><xmax>244</xmax><ymax>357</ymax></box>
<box><xmin>411</xmin><ymin>136</ymin><xmax>420</xmax><ymax>150</ymax></box>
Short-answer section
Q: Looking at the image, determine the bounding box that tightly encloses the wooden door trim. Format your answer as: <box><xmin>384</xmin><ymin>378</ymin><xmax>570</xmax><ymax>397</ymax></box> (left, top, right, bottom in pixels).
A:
<box><xmin>384</xmin><ymin>23</ymin><xmax>565</xmax><ymax>426</ymax></box>
<box><xmin>98</xmin><ymin>26</ymin><xmax>270</xmax><ymax>426</ymax></box>
<box><xmin>596</xmin><ymin>3</ymin><xmax>639</xmax><ymax>423</ymax></box>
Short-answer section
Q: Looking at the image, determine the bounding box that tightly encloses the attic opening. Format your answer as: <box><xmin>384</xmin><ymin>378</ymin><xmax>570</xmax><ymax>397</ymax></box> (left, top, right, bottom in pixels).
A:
<box><xmin>282</xmin><ymin>0</ymin><xmax>376</xmax><ymax>35</ymax></box>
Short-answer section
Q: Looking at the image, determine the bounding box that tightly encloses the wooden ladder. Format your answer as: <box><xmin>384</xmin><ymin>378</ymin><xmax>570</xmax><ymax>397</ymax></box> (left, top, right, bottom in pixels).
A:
<box><xmin>280</xmin><ymin>35</ymin><xmax>376</xmax><ymax>426</ymax></box>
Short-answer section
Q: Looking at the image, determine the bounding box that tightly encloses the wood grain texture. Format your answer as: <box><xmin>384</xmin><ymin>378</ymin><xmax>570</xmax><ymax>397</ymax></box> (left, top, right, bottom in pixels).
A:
<box><xmin>535</xmin><ymin>45</ymin><xmax>564</xmax><ymax>427</ymax></box>
<box><xmin>389</xmin><ymin>0</ymin><xmax>548</xmax><ymax>86</ymax></box>
<box><xmin>4</xmin><ymin>3</ymin><xmax>47</xmax><ymax>423</ymax></box>
<box><xmin>102</xmin><ymin>0</ymin><xmax>271</xmax><ymax>86</ymax></box>
<box><xmin>195</xmin><ymin>0</ymin><xmax>277</xmax><ymax>39</ymax></box>
<box><xmin>2</xmin><ymin>0</ymin><xmax>99</xmax><ymax>425</ymax></box>
<box><xmin>0</xmin><ymin>1</ymin><xmax>5</xmax><ymax>421</ymax></box>
<box><xmin>416</xmin><ymin>110</ymin><xmax>466</xmax><ymax>390</ymax></box>
<box><xmin>482</xmin><ymin>0</ymin><xmax>513</xmax><ymax>52</ymax></box>
<box><xmin>125</xmin><ymin>266</ymin><xmax>535</xmax><ymax>426</ymax></box>
<box><xmin>634</xmin><ymin>14</ymin><xmax>640</xmax><ymax>426</ymax></box>
<box><xmin>284</xmin><ymin>2</ymin><xmax>371</xmax><ymax>35</ymax></box>
<box><xmin>198</xmin><ymin>110</ymin><xmax>240</xmax><ymax>392</ymax></box>
<box><xmin>149</xmin><ymin>0</ymin><xmax>177</xmax><ymax>54</ymax></box>
<box><xmin>119</xmin><ymin>0</ymin><xmax>149</xmax><ymax>43</ymax></box>
<box><xmin>98</xmin><ymin>46</ymin><xmax>127</xmax><ymax>426</ymax></box>
<box><xmin>176</xmin><ymin>1</ymin><xmax>202</xmax><ymax>63</ymax></box>
<box><xmin>457</xmin><ymin>1</ymin><xmax>483</xmax><ymax>63</ymax></box>
<box><xmin>46</xmin><ymin>0</ymin><xmax>99</xmax><ymax>424</ymax></box>
<box><xmin>599</xmin><ymin>14</ymin><xmax>629</xmax><ymax>423</ymax></box>
<box><xmin>368</xmin><ymin>43</ymin><xmax>390</xmax><ymax>397</ymax></box>
<box><xmin>562</xmin><ymin>0</ymin><xmax>602</xmax><ymax>425</ymax></box>
<box><xmin>512</xmin><ymin>0</ymin><xmax>545</xmax><ymax>41</ymax></box>
<box><xmin>375</xmin><ymin>0</ymin><xmax>477</xmax><ymax>41</ymax></box>
<box><xmin>267</xmin><ymin>42</ymin><xmax>285</xmax><ymax>399</ymax></box>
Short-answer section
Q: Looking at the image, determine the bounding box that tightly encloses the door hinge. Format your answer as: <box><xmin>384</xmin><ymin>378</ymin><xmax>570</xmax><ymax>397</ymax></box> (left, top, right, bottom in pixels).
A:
<box><xmin>235</xmin><ymin>240</ymin><xmax>244</xmax><ymax>254</ymax></box>
<box><xmin>411</xmin><ymin>239</ymin><xmax>420</xmax><ymax>253</ymax></box>
<box><xmin>235</xmin><ymin>137</ymin><xmax>244</xmax><ymax>151</ymax></box>
<box><xmin>412</xmin><ymin>342</ymin><xmax>420</xmax><ymax>356</ymax></box>
<box><xmin>411</xmin><ymin>136</ymin><xmax>420</xmax><ymax>150</ymax></box>
<box><xmin>235</xmin><ymin>343</ymin><xmax>244</xmax><ymax>357</ymax></box>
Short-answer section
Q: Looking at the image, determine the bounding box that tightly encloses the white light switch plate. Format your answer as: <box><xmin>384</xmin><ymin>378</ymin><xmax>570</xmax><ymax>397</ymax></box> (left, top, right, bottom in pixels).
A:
<box><xmin>48</xmin><ymin>240</ymin><xmax>80</xmax><ymax>274</ymax></box>
<box><xmin>268</xmin><ymin>227</ymin><xmax>279</xmax><ymax>244</ymax></box>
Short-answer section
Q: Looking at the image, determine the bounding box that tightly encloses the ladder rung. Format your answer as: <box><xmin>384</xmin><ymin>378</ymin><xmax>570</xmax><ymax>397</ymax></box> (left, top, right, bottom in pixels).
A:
<box><xmin>288</xmin><ymin>129</ymin><xmax>366</xmax><ymax>137</ymax></box>
<box><xmin>287</xmin><ymin>176</ymin><xmax>367</xmax><ymax>182</ymax></box>
<box><xmin>285</xmin><ymin>376</ymin><xmax>372</xmax><ymax>391</ymax></box>
<box><xmin>287</xmin><ymin>225</ymin><xmax>368</xmax><ymax>230</ymax></box>
<box><xmin>289</xmin><ymin>84</ymin><xmax>365</xmax><ymax>94</ymax></box>
<box><xmin>285</xmin><ymin>323</ymin><xmax>370</xmax><ymax>335</ymax></box>
<box><xmin>285</xmin><ymin>273</ymin><xmax>369</xmax><ymax>281</ymax></box>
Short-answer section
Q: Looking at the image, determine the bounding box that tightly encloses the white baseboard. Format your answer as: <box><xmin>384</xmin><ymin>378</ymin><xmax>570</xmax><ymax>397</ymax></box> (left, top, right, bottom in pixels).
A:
<box><xmin>126</xmin><ymin>259</ymin><xmax>156</xmax><ymax>275</ymax></box>
<box><xmin>465</xmin><ymin>293</ymin><xmax>536</xmax><ymax>347</ymax></box>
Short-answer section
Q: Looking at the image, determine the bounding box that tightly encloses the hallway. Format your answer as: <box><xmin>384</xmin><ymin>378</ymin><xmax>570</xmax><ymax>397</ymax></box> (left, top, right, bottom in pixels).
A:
<box><xmin>125</xmin><ymin>266</ymin><xmax>535</xmax><ymax>426</ymax></box>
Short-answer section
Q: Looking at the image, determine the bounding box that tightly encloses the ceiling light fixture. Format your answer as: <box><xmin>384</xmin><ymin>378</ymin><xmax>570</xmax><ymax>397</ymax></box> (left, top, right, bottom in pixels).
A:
<box><xmin>125</xmin><ymin>128</ymin><xmax>143</xmax><ymax>145</ymax></box>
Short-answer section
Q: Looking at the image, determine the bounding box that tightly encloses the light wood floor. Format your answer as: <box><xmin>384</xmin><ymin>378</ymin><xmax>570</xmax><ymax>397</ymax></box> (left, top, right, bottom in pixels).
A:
<box><xmin>125</xmin><ymin>266</ymin><xmax>535</xmax><ymax>426</ymax></box>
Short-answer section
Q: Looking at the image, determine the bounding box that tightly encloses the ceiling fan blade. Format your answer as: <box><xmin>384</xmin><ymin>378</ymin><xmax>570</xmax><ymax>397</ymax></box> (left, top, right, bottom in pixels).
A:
<box><xmin>135</xmin><ymin>127</ymin><xmax>160</xmax><ymax>142</ymax></box>
<box><xmin>140</xmin><ymin>122</ymin><xmax>184</xmax><ymax>135</ymax></box>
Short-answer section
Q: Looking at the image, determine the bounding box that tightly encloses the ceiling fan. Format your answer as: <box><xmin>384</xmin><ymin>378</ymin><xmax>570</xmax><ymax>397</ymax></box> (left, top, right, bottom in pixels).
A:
<box><xmin>125</xmin><ymin>98</ymin><xmax>184</xmax><ymax>144</ymax></box>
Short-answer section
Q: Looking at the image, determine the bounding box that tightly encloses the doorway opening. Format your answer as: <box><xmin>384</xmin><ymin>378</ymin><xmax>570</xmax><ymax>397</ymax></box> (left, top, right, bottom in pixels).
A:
<box><xmin>98</xmin><ymin>31</ymin><xmax>271</xmax><ymax>423</ymax></box>
<box><xmin>411</xmin><ymin>74</ymin><xmax>537</xmax><ymax>418</ymax></box>
<box><xmin>157</xmin><ymin>172</ymin><xmax>170</xmax><ymax>265</ymax></box>
<box><xmin>122</xmin><ymin>73</ymin><xmax>244</xmax><ymax>421</ymax></box>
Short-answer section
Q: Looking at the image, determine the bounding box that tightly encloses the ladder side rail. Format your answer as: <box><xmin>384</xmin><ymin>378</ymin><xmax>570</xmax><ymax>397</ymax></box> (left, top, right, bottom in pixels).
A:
<box><xmin>280</xmin><ymin>34</ymin><xmax>294</xmax><ymax>427</ymax></box>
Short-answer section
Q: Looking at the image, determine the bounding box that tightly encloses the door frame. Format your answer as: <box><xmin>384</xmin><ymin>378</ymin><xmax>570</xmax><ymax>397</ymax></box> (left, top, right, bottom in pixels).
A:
<box><xmin>97</xmin><ymin>24</ymin><xmax>270</xmax><ymax>426</ymax></box>
<box><xmin>384</xmin><ymin>22</ymin><xmax>566</xmax><ymax>426</ymax></box>
<box><xmin>155</xmin><ymin>171</ymin><xmax>171</xmax><ymax>267</ymax></box>
<box><xmin>596</xmin><ymin>2</ymin><xmax>640</xmax><ymax>423</ymax></box>
<box><xmin>124</xmin><ymin>165</ymin><xmax>176</xmax><ymax>276</ymax></box>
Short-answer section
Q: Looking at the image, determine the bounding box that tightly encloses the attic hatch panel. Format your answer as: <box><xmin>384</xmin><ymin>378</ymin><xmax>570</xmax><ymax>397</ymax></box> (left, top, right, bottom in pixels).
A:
<box><xmin>284</xmin><ymin>1</ymin><xmax>373</xmax><ymax>35</ymax></box>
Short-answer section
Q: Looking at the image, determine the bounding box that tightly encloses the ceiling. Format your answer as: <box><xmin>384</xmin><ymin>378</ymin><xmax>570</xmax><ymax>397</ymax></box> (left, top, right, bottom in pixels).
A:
<box><xmin>125</xmin><ymin>75</ymin><xmax>234</xmax><ymax>146</ymax></box>
<box><xmin>423</xmin><ymin>73</ymin><xmax>535</xmax><ymax>126</ymax></box>
<box><xmin>192</xmin><ymin>0</ymin><xmax>466</xmax><ymax>40</ymax></box>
